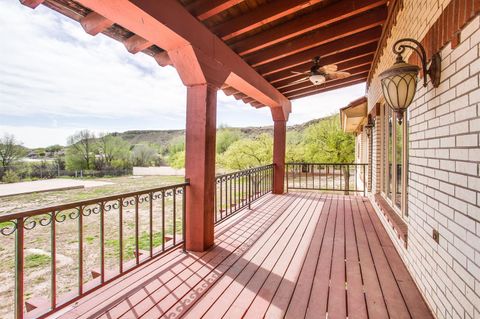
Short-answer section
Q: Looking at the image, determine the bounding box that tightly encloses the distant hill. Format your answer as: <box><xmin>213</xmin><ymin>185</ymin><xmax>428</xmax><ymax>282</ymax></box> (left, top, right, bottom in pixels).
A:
<box><xmin>111</xmin><ymin>114</ymin><xmax>336</xmax><ymax>146</ymax></box>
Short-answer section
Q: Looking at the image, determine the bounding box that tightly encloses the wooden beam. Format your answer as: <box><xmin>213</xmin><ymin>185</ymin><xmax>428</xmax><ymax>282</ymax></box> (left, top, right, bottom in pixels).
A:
<box><xmin>273</xmin><ymin>120</ymin><xmax>287</xmax><ymax>194</ymax></box>
<box><xmin>212</xmin><ymin>0</ymin><xmax>323</xmax><ymax>41</ymax></box>
<box><xmin>245</xmin><ymin>8</ymin><xmax>386</xmax><ymax>67</ymax></box>
<box><xmin>19</xmin><ymin>0</ymin><xmax>44</xmax><ymax>9</ymax></box>
<box><xmin>274</xmin><ymin>54</ymin><xmax>374</xmax><ymax>89</ymax></box>
<box><xmin>280</xmin><ymin>66</ymin><xmax>371</xmax><ymax>95</ymax></box>
<box><xmin>186</xmin><ymin>0</ymin><xmax>244</xmax><ymax>21</ymax></box>
<box><xmin>123</xmin><ymin>34</ymin><xmax>152</xmax><ymax>54</ymax></box>
<box><xmin>286</xmin><ymin>77</ymin><xmax>367</xmax><ymax>99</ymax></box>
<box><xmin>265</xmin><ymin>43</ymin><xmax>378</xmax><ymax>83</ymax></box>
<box><xmin>80</xmin><ymin>12</ymin><xmax>114</xmax><ymax>36</ymax></box>
<box><xmin>221</xmin><ymin>86</ymin><xmax>238</xmax><ymax>96</ymax></box>
<box><xmin>251</xmin><ymin>101</ymin><xmax>264</xmax><ymax>108</ymax></box>
<box><xmin>256</xmin><ymin>27</ymin><xmax>382</xmax><ymax>76</ymax></box>
<box><xmin>75</xmin><ymin>0</ymin><xmax>290</xmax><ymax>118</ymax></box>
<box><xmin>231</xmin><ymin>0</ymin><xmax>387</xmax><ymax>56</ymax></box>
<box><xmin>153</xmin><ymin>51</ymin><xmax>172</xmax><ymax>67</ymax></box>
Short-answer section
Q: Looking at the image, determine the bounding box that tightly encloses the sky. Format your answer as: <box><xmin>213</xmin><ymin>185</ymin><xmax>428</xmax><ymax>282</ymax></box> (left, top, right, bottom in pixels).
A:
<box><xmin>0</xmin><ymin>1</ymin><xmax>366</xmax><ymax>148</ymax></box>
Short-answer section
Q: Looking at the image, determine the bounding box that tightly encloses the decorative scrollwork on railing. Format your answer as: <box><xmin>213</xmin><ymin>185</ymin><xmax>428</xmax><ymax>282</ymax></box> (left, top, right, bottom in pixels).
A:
<box><xmin>68</xmin><ymin>207</ymin><xmax>81</xmax><ymax>220</ymax></box>
<box><xmin>83</xmin><ymin>205</ymin><xmax>101</xmax><ymax>216</ymax></box>
<box><xmin>175</xmin><ymin>187</ymin><xmax>184</xmax><ymax>195</ymax></box>
<box><xmin>122</xmin><ymin>198</ymin><xmax>136</xmax><ymax>208</ymax></box>
<box><xmin>137</xmin><ymin>194</ymin><xmax>150</xmax><ymax>204</ymax></box>
<box><xmin>152</xmin><ymin>191</ymin><xmax>164</xmax><ymax>200</ymax></box>
<box><xmin>23</xmin><ymin>215</ymin><xmax>39</xmax><ymax>230</ymax></box>
<box><xmin>104</xmin><ymin>201</ymin><xmax>119</xmax><ymax>212</ymax></box>
<box><xmin>0</xmin><ymin>220</ymin><xmax>17</xmax><ymax>236</ymax></box>
<box><xmin>54</xmin><ymin>211</ymin><xmax>68</xmax><ymax>223</ymax></box>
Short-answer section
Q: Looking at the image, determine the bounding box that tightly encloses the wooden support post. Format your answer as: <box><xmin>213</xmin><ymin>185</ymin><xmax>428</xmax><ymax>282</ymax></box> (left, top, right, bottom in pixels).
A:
<box><xmin>273</xmin><ymin>120</ymin><xmax>287</xmax><ymax>194</ymax></box>
<box><xmin>184</xmin><ymin>84</ymin><xmax>218</xmax><ymax>251</ymax></box>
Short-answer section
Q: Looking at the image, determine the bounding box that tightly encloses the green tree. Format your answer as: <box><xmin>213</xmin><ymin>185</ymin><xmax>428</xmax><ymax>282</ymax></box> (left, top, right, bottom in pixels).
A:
<box><xmin>219</xmin><ymin>133</ymin><xmax>273</xmax><ymax>170</ymax></box>
<box><xmin>302</xmin><ymin>115</ymin><xmax>355</xmax><ymax>193</ymax></box>
<box><xmin>96</xmin><ymin>134</ymin><xmax>131</xmax><ymax>169</ymax></box>
<box><xmin>168</xmin><ymin>150</ymin><xmax>185</xmax><ymax>169</ymax></box>
<box><xmin>131</xmin><ymin>144</ymin><xmax>157</xmax><ymax>166</ymax></box>
<box><xmin>0</xmin><ymin>134</ymin><xmax>26</xmax><ymax>171</ymax></box>
<box><xmin>66</xmin><ymin>130</ymin><xmax>95</xmax><ymax>170</ymax></box>
<box><xmin>302</xmin><ymin>115</ymin><xmax>354</xmax><ymax>163</ymax></box>
<box><xmin>216</xmin><ymin>127</ymin><xmax>243</xmax><ymax>154</ymax></box>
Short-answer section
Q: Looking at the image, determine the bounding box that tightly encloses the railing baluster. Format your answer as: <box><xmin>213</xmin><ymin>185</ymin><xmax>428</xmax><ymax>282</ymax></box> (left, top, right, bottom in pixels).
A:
<box><xmin>100</xmin><ymin>202</ymin><xmax>105</xmax><ymax>283</ymax></box>
<box><xmin>162</xmin><ymin>191</ymin><xmax>165</xmax><ymax>252</ymax></box>
<box><xmin>149</xmin><ymin>193</ymin><xmax>153</xmax><ymax>257</ymax></box>
<box><xmin>173</xmin><ymin>189</ymin><xmax>177</xmax><ymax>246</ymax></box>
<box><xmin>79</xmin><ymin>206</ymin><xmax>84</xmax><ymax>295</ymax></box>
<box><xmin>135</xmin><ymin>195</ymin><xmax>139</xmax><ymax>265</ymax></box>
<box><xmin>118</xmin><ymin>199</ymin><xmax>123</xmax><ymax>274</ymax></box>
<box><xmin>51</xmin><ymin>211</ymin><xmax>56</xmax><ymax>309</ymax></box>
<box><xmin>182</xmin><ymin>185</ymin><xmax>186</xmax><ymax>252</ymax></box>
<box><xmin>15</xmin><ymin>217</ymin><xmax>24</xmax><ymax>319</ymax></box>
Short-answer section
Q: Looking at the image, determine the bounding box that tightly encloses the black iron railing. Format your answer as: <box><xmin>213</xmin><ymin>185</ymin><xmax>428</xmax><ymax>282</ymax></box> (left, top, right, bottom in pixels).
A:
<box><xmin>0</xmin><ymin>182</ymin><xmax>188</xmax><ymax>319</ymax></box>
<box><xmin>286</xmin><ymin>163</ymin><xmax>368</xmax><ymax>195</ymax></box>
<box><xmin>214</xmin><ymin>164</ymin><xmax>274</xmax><ymax>224</ymax></box>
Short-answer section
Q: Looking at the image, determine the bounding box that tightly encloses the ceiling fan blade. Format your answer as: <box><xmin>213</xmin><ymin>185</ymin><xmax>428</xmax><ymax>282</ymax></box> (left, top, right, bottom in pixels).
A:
<box><xmin>327</xmin><ymin>71</ymin><xmax>351</xmax><ymax>80</ymax></box>
<box><xmin>289</xmin><ymin>77</ymin><xmax>309</xmax><ymax>84</ymax></box>
<box><xmin>319</xmin><ymin>64</ymin><xmax>338</xmax><ymax>73</ymax></box>
<box><xmin>290</xmin><ymin>70</ymin><xmax>308</xmax><ymax>75</ymax></box>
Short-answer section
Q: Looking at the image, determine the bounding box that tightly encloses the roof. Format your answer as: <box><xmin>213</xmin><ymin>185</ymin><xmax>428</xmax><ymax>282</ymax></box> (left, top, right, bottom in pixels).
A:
<box><xmin>340</xmin><ymin>96</ymin><xmax>367</xmax><ymax>133</ymax></box>
<box><xmin>30</xmin><ymin>0</ymin><xmax>391</xmax><ymax>107</ymax></box>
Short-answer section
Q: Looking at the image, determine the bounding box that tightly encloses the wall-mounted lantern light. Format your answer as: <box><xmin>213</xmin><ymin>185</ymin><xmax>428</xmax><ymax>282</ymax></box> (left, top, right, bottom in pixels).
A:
<box><xmin>380</xmin><ymin>38</ymin><xmax>441</xmax><ymax>124</ymax></box>
<box><xmin>364</xmin><ymin>115</ymin><xmax>375</xmax><ymax>138</ymax></box>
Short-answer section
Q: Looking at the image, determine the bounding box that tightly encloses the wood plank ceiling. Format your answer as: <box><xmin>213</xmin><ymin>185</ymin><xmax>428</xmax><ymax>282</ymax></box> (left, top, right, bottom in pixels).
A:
<box><xmin>36</xmin><ymin>0</ymin><xmax>389</xmax><ymax>108</ymax></box>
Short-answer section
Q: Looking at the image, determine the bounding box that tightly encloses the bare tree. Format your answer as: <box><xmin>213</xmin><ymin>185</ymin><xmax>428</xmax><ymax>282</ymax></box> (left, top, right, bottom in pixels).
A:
<box><xmin>67</xmin><ymin>130</ymin><xmax>95</xmax><ymax>170</ymax></box>
<box><xmin>0</xmin><ymin>134</ymin><xmax>25</xmax><ymax>170</ymax></box>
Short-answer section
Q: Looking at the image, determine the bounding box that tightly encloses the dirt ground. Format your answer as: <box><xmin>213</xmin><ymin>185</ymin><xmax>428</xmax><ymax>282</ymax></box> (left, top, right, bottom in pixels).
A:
<box><xmin>0</xmin><ymin>175</ymin><xmax>184</xmax><ymax>319</ymax></box>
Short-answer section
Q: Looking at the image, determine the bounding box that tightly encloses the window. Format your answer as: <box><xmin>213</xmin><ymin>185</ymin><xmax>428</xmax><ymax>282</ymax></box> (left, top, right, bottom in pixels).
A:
<box><xmin>381</xmin><ymin>104</ymin><xmax>408</xmax><ymax>217</ymax></box>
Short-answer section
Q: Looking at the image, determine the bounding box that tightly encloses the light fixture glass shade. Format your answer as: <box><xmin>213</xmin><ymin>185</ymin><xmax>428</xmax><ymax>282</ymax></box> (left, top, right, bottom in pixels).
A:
<box><xmin>380</xmin><ymin>58</ymin><xmax>419</xmax><ymax>123</ymax></box>
<box><xmin>309</xmin><ymin>74</ymin><xmax>326</xmax><ymax>85</ymax></box>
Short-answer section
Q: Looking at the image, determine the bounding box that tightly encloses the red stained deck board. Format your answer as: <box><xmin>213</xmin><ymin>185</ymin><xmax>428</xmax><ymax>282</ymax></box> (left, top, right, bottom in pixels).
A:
<box><xmin>223</xmin><ymin>193</ymin><xmax>324</xmax><ymax>318</ymax></box>
<box><xmin>52</xmin><ymin>192</ymin><xmax>433</xmax><ymax>319</ymax></box>
<box><xmin>102</xmin><ymin>194</ymin><xmax>297</xmax><ymax>319</ymax></box>
<box><xmin>262</xmin><ymin>195</ymin><xmax>332</xmax><ymax>319</ymax></box>
<box><xmin>344</xmin><ymin>197</ymin><xmax>368</xmax><ymax>319</ymax></box>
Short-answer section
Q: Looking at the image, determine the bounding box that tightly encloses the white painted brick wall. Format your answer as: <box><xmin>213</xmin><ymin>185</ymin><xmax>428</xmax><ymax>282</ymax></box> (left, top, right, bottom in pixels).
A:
<box><xmin>368</xmin><ymin>8</ymin><xmax>480</xmax><ymax>319</ymax></box>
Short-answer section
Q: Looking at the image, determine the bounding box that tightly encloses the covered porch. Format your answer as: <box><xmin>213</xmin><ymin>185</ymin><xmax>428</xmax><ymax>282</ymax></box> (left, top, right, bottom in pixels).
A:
<box><xmin>42</xmin><ymin>192</ymin><xmax>431</xmax><ymax>319</ymax></box>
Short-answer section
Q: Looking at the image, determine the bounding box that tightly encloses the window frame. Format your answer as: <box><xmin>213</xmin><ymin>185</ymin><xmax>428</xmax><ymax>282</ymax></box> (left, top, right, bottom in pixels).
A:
<box><xmin>381</xmin><ymin>103</ymin><xmax>408</xmax><ymax>218</ymax></box>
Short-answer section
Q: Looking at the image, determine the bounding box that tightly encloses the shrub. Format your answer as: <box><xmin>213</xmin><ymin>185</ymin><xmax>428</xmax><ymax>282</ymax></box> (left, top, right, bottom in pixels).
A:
<box><xmin>2</xmin><ymin>170</ymin><xmax>20</xmax><ymax>183</ymax></box>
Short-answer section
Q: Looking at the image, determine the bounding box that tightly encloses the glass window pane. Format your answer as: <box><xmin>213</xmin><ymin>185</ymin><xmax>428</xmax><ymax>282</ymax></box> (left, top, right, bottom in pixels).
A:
<box><xmin>388</xmin><ymin>108</ymin><xmax>393</xmax><ymax>200</ymax></box>
<box><xmin>395</xmin><ymin>120</ymin><xmax>403</xmax><ymax>209</ymax></box>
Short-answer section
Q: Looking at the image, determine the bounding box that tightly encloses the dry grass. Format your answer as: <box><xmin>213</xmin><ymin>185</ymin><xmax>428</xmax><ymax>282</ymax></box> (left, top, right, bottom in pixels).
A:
<box><xmin>0</xmin><ymin>175</ymin><xmax>184</xmax><ymax>319</ymax></box>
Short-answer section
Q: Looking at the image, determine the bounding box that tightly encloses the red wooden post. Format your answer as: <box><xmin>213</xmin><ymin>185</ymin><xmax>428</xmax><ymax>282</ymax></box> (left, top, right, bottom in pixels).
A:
<box><xmin>184</xmin><ymin>84</ymin><xmax>218</xmax><ymax>251</ymax></box>
<box><xmin>273</xmin><ymin>120</ymin><xmax>287</xmax><ymax>194</ymax></box>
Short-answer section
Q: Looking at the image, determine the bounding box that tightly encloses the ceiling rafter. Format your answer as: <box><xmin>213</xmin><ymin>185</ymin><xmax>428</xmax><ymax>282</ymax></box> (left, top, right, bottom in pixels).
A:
<box><xmin>230</xmin><ymin>0</ymin><xmax>387</xmax><ymax>56</ymax></box>
<box><xmin>256</xmin><ymin>27</ymin><xmax>382</xmax><ymax>76</ymax></box>
<box><xmin>80</xmin><ymin>12</ymin><xmax>113</xmax><ymax>35</ymax></box>
<box><xmin>245</xmin><ymin>7</ymin><xmax>386</xmax><ymax>67</ymax></box>
<box><xmin>186</xmin><ymin>0</ymin><xmax>244</xmax><ymax>21</ymax></box>
<box><xmin>212</xmin><ymin>0</ymin><xmax>323</xmax><ymax>41</ymax></box>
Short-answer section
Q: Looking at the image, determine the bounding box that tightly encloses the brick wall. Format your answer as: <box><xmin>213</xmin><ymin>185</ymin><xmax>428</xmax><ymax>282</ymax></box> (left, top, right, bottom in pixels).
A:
<box><xmin>367</xmin><ymin>1</ymin><xmax>480</xmax><ymax>318</ymax></box>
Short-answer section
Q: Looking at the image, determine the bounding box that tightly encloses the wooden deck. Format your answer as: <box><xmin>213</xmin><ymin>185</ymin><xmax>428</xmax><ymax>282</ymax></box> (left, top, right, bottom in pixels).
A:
<box><xmin>51</xmin><ymin>192</ymin><xmax>432</xmax><ymax>319</ymax></box>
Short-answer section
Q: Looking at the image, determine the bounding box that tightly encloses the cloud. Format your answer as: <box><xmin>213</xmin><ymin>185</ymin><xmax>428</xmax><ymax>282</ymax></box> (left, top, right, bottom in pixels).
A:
<box><xmin>0</xmin><ymin>1</ymin><xmax>365</xmax><ymax>148</ymax></box>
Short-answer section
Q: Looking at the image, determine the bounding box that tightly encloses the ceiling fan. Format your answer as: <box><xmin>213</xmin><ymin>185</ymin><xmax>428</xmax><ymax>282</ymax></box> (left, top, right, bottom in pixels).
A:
<box><xmin>290</xmin><ymin>56</ymin><xmax>351</xmax><ymax>85</ymax></box>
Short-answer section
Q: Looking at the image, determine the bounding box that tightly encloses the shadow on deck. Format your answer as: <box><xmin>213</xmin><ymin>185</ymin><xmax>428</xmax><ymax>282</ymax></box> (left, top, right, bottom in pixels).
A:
<box><xmin>49</xmin><ymin>192</ymin><xmax>432</xmax><ymax>319</ymax></box>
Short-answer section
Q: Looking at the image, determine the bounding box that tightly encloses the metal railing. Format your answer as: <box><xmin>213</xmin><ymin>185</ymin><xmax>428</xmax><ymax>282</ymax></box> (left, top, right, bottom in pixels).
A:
<box><xmin>214</xmin><ymin>164</ymin><xmax>274</xmax><ymax>224</ymax></box>
<box><xmin>286</xmin><ymin>163</ymin><xmax>368</xmax><ymax>195</ymax></box>
<box><xmin>0</xmin><ymin>182</ymin><xmax>188</xmax><ymax>319</ymax></box>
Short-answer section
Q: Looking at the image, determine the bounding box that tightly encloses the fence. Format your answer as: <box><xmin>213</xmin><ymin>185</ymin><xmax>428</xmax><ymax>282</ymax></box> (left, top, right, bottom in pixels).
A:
<box><xmin>0</xmin><ymin>182</ymin><xmax>188</xmax><ymax>319</ymax></box>
<box><xmin>0</xmin><ymin>166</ymin><xmax>132</xmax><ymax>181</ymax></box>
<box><xmin>214</xmin><ymin>164</ymin><xmax>274</xmax><ymax>224</ymax></box>
<box><xmin>286</xmin><ymin>163</ymin><xmax>368</xmax><ymax>195</ymax></box>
